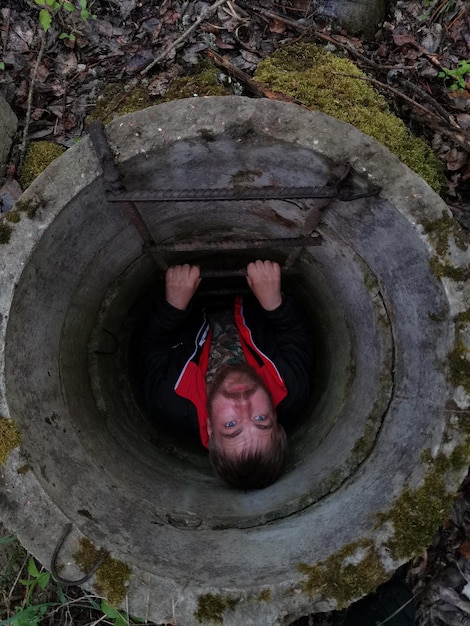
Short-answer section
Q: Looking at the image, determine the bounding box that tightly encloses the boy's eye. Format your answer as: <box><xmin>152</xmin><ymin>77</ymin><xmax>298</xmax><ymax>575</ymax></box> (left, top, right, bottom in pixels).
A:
<box><xmin>255</xmin><ymin>415</ymin><xmax>267</xmax><ymax>421</ymax></box>
<box><xmin>225</xmin><ymin>421</ymin><xmax>236</xmax><ymax>428</ymax></box>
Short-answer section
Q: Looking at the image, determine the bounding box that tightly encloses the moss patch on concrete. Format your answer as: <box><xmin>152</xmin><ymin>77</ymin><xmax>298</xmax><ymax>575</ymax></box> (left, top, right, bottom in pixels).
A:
<box><xmin>194</xmin><ymin>593</ymin><xmax>237</xmax><ymax>624</ymax></box>
<box><xmin>0</xmin><ymin>419</ymin><xmax>21</xmax><ymax>465</ymax></box>
<box><xmin>444</xmin><ymin>309</ymin><xmax>470</xmax><ymax>393</ymax></box>
<box><xmin>20</xmin><ymin>142</ymin><xmax>66</xmax><ymax>189</ymax></box>
<box><xmin>5</xmin><ymin>211</ymin><xmax>21</xmax><ymax>223</ymax></box>
<box><xmin>74</xmin><ymin>538</ymin><xmax>131</xmax><ymax>607</ymax></box>
<box><xmin>256</xmin><ymin>588</ymin><xmax>272</xmax><ymax>602</ymax></box>
<box><xmin>422</xmin><ymin>211</ymin><xmax>468</xmax><ymax>255</ymax></box>
<box><xmin>254</xmin><ymin>43</ymin><xmax>444</xmax><ymax>191</ymax></box>
<box><xmin>377</xmin><ymin>441</ymin><xmax>470</xmax><ymax>560</ymax></box>
<box><xmin>430</xmin><ymin>257</ymin><xmax>470</xmax><ymax>281</ymax></box>
<box><xmin>15</xmin><ymin>194</ymin><xmax>44</xmax><ymax>219</ymax></box>
<box><xmin>448</xmin><ymin>339</ymin><xmax>470</xmax><ymax>393</ymax></box>
<box><xmin>298</xmin><ymin>539</ymin><xmax>388</xmax><ymax>609</ymax></box>
<box><xmin>0</xmin><ymin>220</ymin><xmax>13</xmax><ymax>244</ymax></box>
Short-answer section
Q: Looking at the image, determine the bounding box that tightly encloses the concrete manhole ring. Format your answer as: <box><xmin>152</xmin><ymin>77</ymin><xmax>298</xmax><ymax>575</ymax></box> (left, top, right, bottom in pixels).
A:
<box><xmin>1</xmin><ymin>96</ymin><xmax>469</xmax><ymax>625</ymax></box>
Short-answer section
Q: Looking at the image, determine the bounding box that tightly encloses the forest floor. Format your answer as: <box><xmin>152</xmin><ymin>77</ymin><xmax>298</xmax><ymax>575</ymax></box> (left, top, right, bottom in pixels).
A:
<box><xmin>1</xmin><ymin>0</ymin><xmax>470</xmax><ymax>624</ymax></box>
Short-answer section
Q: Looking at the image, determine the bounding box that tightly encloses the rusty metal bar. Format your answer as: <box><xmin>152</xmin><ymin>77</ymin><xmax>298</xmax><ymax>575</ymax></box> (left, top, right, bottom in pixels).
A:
<box><xmin>105</xmin><ymin>182</ymin><xmax>379</xmax><ymax>203</ymax></box>
<box><xmin>105</xmin><ymin>186</ymin><xmax>336</xmax><ymax>203</ymax></box>
<box><xmin>285</xmin><ymin>197</ymin><xmax>334</xmax><ymax>268</ymax></box>
<box><xmin>200</xmin><ymin>267</ymin><xmax>296</xmax><ymax>278</ymax></box>
<box><xmin>88</xmin><ymin>121</ymin><xmax>168</xmax><ymax>271</ymax></box>
<box><xmin>146</xmin><ymin>235</ymin><xmax>322</xmax><ymax>254</ymax></box>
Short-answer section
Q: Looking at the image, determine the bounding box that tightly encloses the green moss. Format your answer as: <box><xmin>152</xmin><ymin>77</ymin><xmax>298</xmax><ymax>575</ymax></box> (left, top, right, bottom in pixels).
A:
<box><xmin>254</xmin><ymin>43</ymin><xmax>444</xmax><ymax>191</ymax></box>
<box><xmin>430</xmin><ymin>256</ymin><xmax>470</xmax><ymax>281</ymax></box>
<box><xmin>456</xmin><ymin>310</ymin><xmax>470</xmax><ymax>324</ymax></box>
<box><xmin>448</xmin><ymin>339</ymin><xmax>470</xmax><ymax>393</ymax></box>
<box><xmin>350</xmin><ymin>423</ymin><xmax>377</xmax><ymax>459</ymax></box>
<box><xmin>5</xmin><ymin>211</ymin><xmax>20</xmax><ymax>223</ymax></box>
<box><xmin>376</xmin><ymin>446</ymin><xmax>470</xmax><ymax>560</ymax></box>
<box><xmin>74</xmin><ymin>538</ymin><xmax>131</xmax><ymax>607</ymax></box>
<box><xmin>0</xmin><ymin>419</ymin><xmax>21</xmax><ymax>465</ymax></box>
<box><xmin>20</xmin><ymin>141</ymin><xmax>66</xmax><ymax>189</ymax></box>
<box><xmin>298</xmin><ymin>540</ymin><xmax>388</xmax><ymax>609</ymax></box>
<box><xmin>256</xmin><ymin>588</ymin><xmax>272</xmax><ymax>602</ymax></box>
<box><xmin>15</xmin><ymin>195</ymin><xmax>44</xmax><ymax>219</ymax></box>
<box><xmin>428</xmin><ymin>307</ymin><xmax>449</xmax><ymax>322</ymax></box>
<box><xmin>194</xmin><ymin>593</ymin><xmax>237</xmax><ymax>624</ymax></box>
<box><xmin>88</xmin><ymin>83</ymin><xmax>152</xmax><ymax>123</ymax></box>
<box><xmin>160</xmin><ymin>62</ymin><xmax>228</xmax><ymax>103</ymax></box>
<box><xmin>422</xmin><ymin>212</ymin><xmax>468</xmax><ymax>254</ymax></box>
<box><xmin>0</xmin><ymin>221</ymin><xmax>12</xmax><ymax>243</ymax></box>
<box><xmin>89</xmin><ymin>62</ymin><xmax>227</xmax><ymax>124</ymax></box>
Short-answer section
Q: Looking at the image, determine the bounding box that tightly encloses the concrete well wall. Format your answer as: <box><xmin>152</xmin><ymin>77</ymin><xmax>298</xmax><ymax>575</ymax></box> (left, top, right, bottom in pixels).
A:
<box><xmin>0</xmin><ymin>97</ymin><xmax>469</xmax><ymax>625</ymax></box>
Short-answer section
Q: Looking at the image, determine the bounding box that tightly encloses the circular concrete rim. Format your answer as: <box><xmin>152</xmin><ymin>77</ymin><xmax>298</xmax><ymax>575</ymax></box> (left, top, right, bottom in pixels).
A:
<box><xmin>0</xmin><ymin>97</ymin><xmax>469</xmax><ymax>626</ymax></box>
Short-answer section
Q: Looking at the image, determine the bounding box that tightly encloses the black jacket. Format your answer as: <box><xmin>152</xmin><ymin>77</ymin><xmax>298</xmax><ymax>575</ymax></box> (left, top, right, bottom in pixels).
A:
<box><xmin>139</xmin><ymin>294</ymin><xmax>313</xmax><ymax>446</ymax></box>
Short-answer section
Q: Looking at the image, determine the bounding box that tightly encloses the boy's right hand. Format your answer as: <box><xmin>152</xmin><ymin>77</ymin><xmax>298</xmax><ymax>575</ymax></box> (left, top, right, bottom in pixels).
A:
<box><xmin>165</xmin><ymin>264</ymin><xmax>201</xmax><ymax>311</ymax></box>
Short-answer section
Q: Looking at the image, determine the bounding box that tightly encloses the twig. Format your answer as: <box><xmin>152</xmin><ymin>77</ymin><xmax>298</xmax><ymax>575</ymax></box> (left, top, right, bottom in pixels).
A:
<box><xmin>1</xmin><ymin>7</ymin><xmax>11</xmax><ymax>53</ymax></box>
<box><xmin>19</xmin><ymin>30</ymin><xmax>46</xmax><ymax>174</ymax></box>
<box><xmin>207</xmin><ymin>48</ymin><xmax>309</xmax><ymax>107</ymax></box>
<box><xmin>396</xmin><ymin>75</ymin><xmax>452</xmax><ymax>123</ymax></box>
<box><xmin>331</xmin><ymin>71</ymin><xmax>470</xmax><ymax>151</ymax></box>
<box><xmin>140</xmin><ymin>0</ymin><xmax>230</xmax><ymax>76</ymax></box>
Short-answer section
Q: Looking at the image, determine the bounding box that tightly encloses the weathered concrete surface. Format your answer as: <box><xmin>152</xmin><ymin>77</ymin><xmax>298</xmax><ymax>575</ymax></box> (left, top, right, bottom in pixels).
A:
<box><xmin>0</xmin><ymin>97</ymin><xmax>469</xmax><ymax>625</ymax></box>
<box><xmin>0</xmin><ymin>94</ymin><xmax>17</xmax><ymax>184</ymax></box>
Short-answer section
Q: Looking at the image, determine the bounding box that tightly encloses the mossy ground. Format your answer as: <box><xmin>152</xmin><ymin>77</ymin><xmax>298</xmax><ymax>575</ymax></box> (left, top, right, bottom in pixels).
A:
<box><xmin>20</xmin><ymin>141</ymin><xmax>66</xmax><ymax>189</ymax></box>
<box><xmin>0</xmin><ymin>419</ymin><xmax>21</xmax><ymax>466</ymax></box>
<box><xmin>87</xmin><ymin>83</ymin><xmax>152</xmax><ymax>123</ymax></box>
<box><xmin>74</xmin><ymin>538</ymin><xmax>131</xmax><ymax>607</ymax></box>
<box><xmin>158</xmin><ymin>61</ymin><xmax>228</xmax><ymax>103</ymax></box>
<box><xmin>88</xmin><ymin>61</ymin><xmax>228</xmax><ymax>124</ymax></box>
<box><xmin>254</xmin><ymin>42</ymin><xmax>444</xmax><ymax>191</ymax></box>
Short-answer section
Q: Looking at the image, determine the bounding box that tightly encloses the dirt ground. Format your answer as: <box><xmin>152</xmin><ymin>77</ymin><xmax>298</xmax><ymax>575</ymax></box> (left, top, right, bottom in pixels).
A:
<box><xmin>1</xmin><ymin>1</ymin><xmax>470</xmax><ymax>624</ymax></box>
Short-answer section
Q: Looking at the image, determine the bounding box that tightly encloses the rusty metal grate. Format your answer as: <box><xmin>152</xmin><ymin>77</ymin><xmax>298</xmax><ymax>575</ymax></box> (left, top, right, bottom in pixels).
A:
<box><xmin>89</xmin><ymin>121</ymin><xmax>380</xmax><ymax>277</ymax></box>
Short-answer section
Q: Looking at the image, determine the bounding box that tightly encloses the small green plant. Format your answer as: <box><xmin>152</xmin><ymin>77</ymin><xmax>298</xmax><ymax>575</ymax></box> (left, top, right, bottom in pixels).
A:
<box><xmin>0</xmin><ymin>533</ymin><xmax>149</xmax><ymax>626</ymax></box>
<box><xmin>0</xmin><ymin>61</ymin><xmax>5</xmax><ymax>71</ymax></box>
<box><xmin>19</xmin><ymin>557</ymin><xmax>51</xmax><ymax>603</ymax></box>
<box><xmin>34</xmin><ymin>0</ymin><xmax>96</xmax><ymax>41</ymax></box>
<box><xmin>0</xmin><ymin>557</ymin><xmax>59</xmax><ymax>626</ymax></box>
<box><xmin>438</xmin><ymin>59</ymin><xmax>470</xmax><ymax>91</ymax></box>
<box><xmin>100</xmin><ymin>598</ymin><xmax>147</xmax><ymax>626</ymax></box>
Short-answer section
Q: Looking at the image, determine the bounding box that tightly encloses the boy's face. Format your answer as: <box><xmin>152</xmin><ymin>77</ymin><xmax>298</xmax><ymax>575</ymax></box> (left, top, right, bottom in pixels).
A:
<box><xmin>207</xmin><ymin>364</ymin><xmax>277</xmax><ymax>456</ymax></box>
